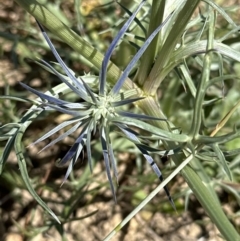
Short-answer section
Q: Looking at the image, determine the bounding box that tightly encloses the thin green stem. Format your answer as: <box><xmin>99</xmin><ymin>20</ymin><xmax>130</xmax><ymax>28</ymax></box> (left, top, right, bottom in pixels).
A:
<box><xmin>189</xmin><ymin>10</ymin><xmax>215</xmax><ymax>137</ymax></box>
<box><xmin>143</xmin><ymin>0</ymin><xmax>200</xmax><ymax>95</ymax></box>
<box><xmin>137</xmin><ymin>0</ymin><xmax>165</xmax><ymax>86</ymax></box>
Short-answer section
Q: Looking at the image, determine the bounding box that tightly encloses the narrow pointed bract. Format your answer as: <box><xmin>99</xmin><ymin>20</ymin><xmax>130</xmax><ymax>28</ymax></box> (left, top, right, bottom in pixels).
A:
<box><xmin>86</xmin><ymin>120</ymin><xmax>94</xmax><ymax>173</ymax></box>
<box><xmin>100</xmin><ymin>126</ymin><xmax>117</xmax><ymax>201</ymax></box>
<box><xmin>57</xmin><ymin>123</ymin><xmax>88</xmax><ymax>167</ymax></box>
<box><xmin>111</xmin><ymin>97</ymin><xmax>145</xmax><ymax>107</ymax></box>
<box><xmin>111</xmin><ymin>12</ymin><xmax>174</xmax><ymax>95</ymax></box>
<box><xmin>39</xmin><ymin>59</ymin><xmax>89</xmax><ymax>100</ymax></box>
<box><xmin>29</xmin><ymin>118</ymin><xmax>82</xmax><ymax>147</ymax></box>
<box><xmin>19</xmin><ymin>82</ymin><xmax>68</xmax><ymax>105</ymax></box>
<box><xmin>99</xmin><ymin>0</ymin><xmax>146</xmax><ymax>95</ymax></box>
<box><xmin>36</xmin><ymin>21</ymin><xmax>90</xmax><ymax>102</ymax></box>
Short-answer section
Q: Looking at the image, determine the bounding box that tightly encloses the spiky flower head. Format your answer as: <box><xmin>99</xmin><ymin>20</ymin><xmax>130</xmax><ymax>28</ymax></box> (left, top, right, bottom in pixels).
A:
<box><xmin>20</xmin><ymin>0</ymin><xmax>175</xmax><ymax>207</ymax></box>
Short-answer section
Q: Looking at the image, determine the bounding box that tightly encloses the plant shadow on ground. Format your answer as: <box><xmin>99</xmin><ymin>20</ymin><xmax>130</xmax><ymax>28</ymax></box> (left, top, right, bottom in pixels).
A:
<box><xmin>0</xmin><ymin>0</ymin><xmax>240</xmax><ymax>241</ymax></box>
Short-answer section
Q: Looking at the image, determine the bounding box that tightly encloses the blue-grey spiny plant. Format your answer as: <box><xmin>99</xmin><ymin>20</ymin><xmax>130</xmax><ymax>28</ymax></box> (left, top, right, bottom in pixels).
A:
<box><xmin>19</xmin><ymin>0</ymin><xmax>176</xmax><ymax>210</ymax></box>
<box><xmin>1</xmin><ymin>0</ymin><xmax>240</xmax><ymax>239</ymax></box>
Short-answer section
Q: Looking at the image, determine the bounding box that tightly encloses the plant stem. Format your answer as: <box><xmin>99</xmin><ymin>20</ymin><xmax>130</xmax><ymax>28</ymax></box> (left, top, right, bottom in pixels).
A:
<box><xmin>143</xmin><ymin>0</ymin><xmax>200</xmax><ymax>95</ymax></box>
<box><xmin>137</xmin><ymin>0</ymin><xmax>165</xmax><ymax>86</ymax></box>
<box><xmin>138</xmin><ymin>97</ymin><xmax>240</xmax><ymax>241</ymax></box>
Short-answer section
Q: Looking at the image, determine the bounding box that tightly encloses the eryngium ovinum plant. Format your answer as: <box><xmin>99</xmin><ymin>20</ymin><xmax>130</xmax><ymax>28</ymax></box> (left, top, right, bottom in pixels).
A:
<box><xmin>27</xmin><ymin>3</ymin><xmax>177</xmax><ymax>198</ymax></box>
<box><xmin>2</xmin><ymin>0</ymin><xmax>240</xmax><ymax>240</ymax></box>
<box><xmin>20</xmin><ymin>2</ymin><xmax>178</xmax><ymax>217</ymax></box>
